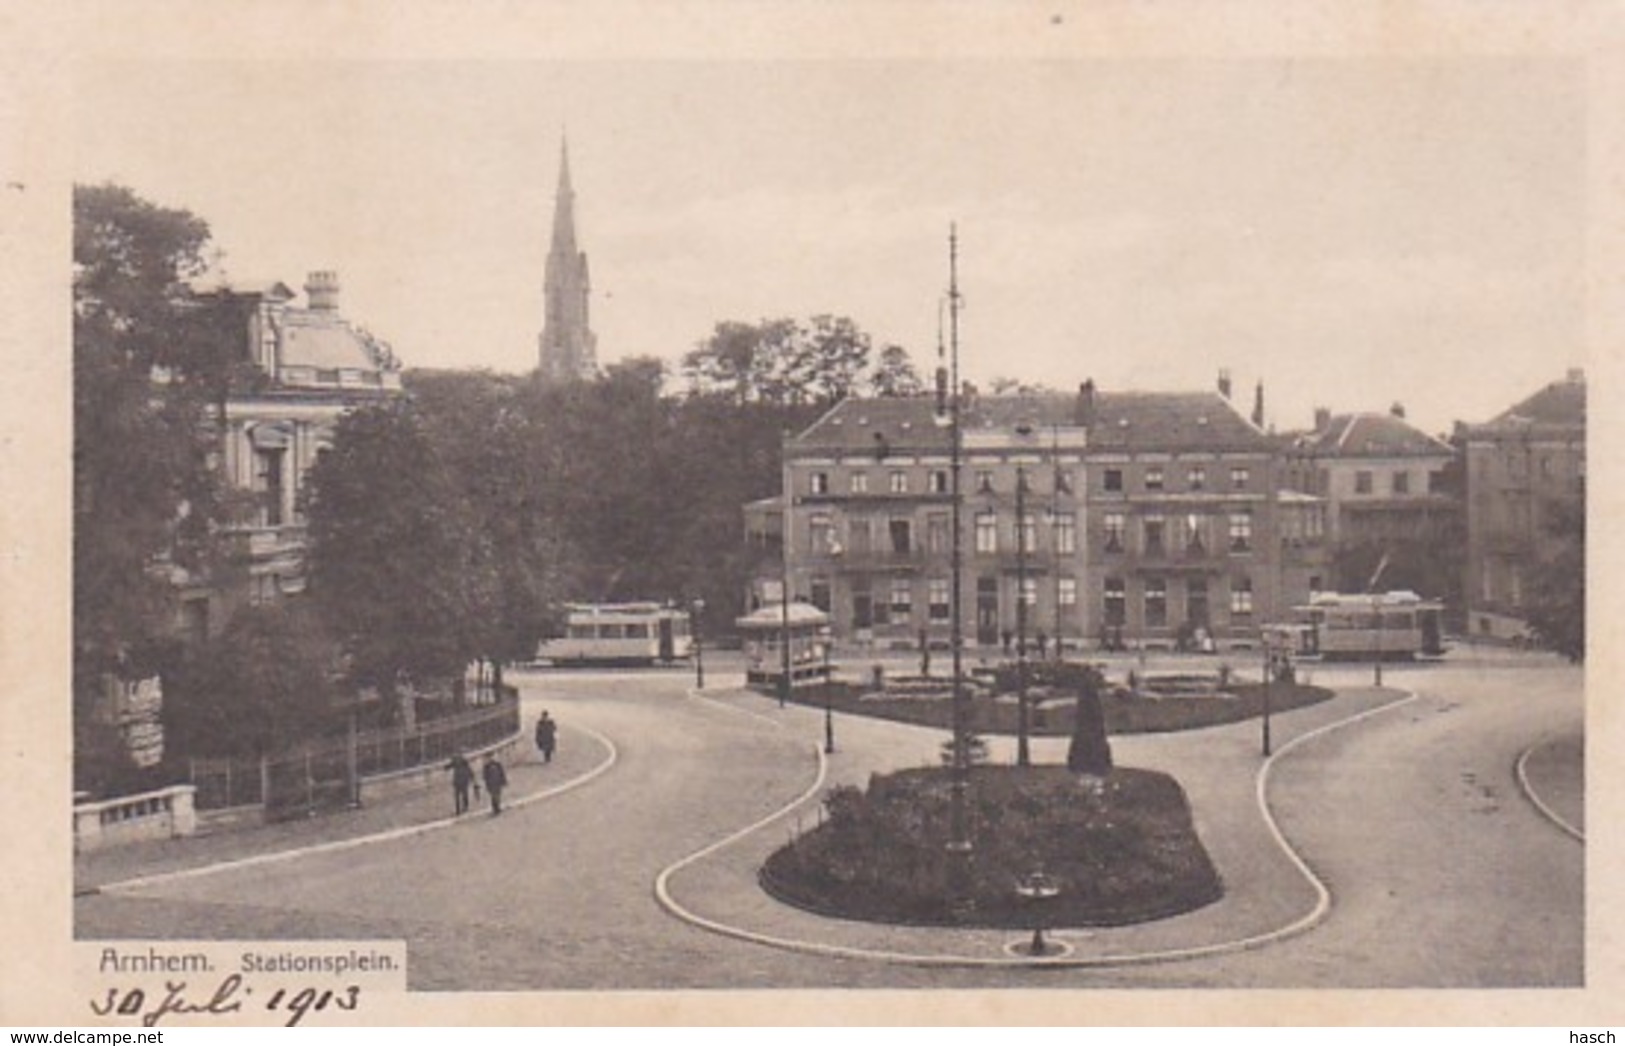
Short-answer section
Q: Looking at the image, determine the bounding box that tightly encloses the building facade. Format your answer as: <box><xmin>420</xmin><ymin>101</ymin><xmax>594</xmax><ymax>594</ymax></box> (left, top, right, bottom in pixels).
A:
<box><xmin>766</xmin><ymin>380</ymin><xmax>1327</xmax><ymax>654</ymax></box>
<box><xmin>180</xmin><ymin>271</ymin><xmax>403</xmax><ymax>638</ymax></box>
<box><xmin>1279</xmin><ymin>405</ymin><xmax>1463</xmax><ymax>612</ymax></box>
<box><xmin>536</xmin><ymin>138</ymin><xmax>598</xmax><ymax>383</ymax></box>
<box><xmin>1462</xmin><ymin>369</ymin><xmax>1586</xmax><ymax>640</ymax></box>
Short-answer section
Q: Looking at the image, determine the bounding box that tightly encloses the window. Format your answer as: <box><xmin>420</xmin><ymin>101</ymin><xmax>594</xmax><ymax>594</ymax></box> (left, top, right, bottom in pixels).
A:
<box><xmin>1392</xmin><ymin>471</ymin><xmax>1410</xmax><ymax>495</ymax></box>
<box><xmin>1355</xmin><ymin>470</ymin><xmax>1373</xmax><ymax>495</ymax></box>
<box><xmin>1230</xmin><ymin>466</ymin><xmax>1250</xmax><ymax>490</ymax></box>
<box><xmin>1309</xmin><ymin>574</ymin><xmax>1323</xmax><ymax>595</ymax></box>
<box><xmin>810</xmin><ymin>579</ymin><xmax>831</xmax><ymax>613</ymax></box>
<box><xmin>1104</xmin><ymin>578</ymin><xmax>1126</xmax><ymax>626</ymax></box>
<box><xmin>1188</xmin><ymin>465</ymin><xmax>1206</xmax><ymax>491</ymax></box>
<box><xmin>890</xmin><ymin>470</ymin><xmax>909</xmax><ymax>494</ymax></box>
<box><xmin>809</xmin><ymin>471</ymin><xmax>829</xmax><ymax>494</ymax></box>
<box><xmin>1145</xmin><ymin>578</ymin><xmax>1168</xmax><ymax>627</ymax></box>
<box><xmin>1053</xmin><ymin>512</ymin><xmax>1076</xmax><ymax>555</ymax></box>
<box><xmin>1428</xmin><ymin>470</ymin><xmax>1447</xmax><ymax>495</ymax></box>
<box><xmin>849</xmin><ymin>472</ymin><xmax>868</xmax><ymax>494</ymax></box>
<box><xmin>1019</xmin><ymin>576</ymin><xmax>1038</xmax><ymax>606</ymax></box>
<box><xmin>929</xmin><ymin>469</ymin><xmax>949</xmax><ymax>494</ymax></box>
<box><xmin>925</xmin><ymin>513</ymin><xmax>949</xmax><ymax>554</ymax></box>
<box><xmin>1230</xmin><ymin>576</ymin><xmax>1254</xmax><ymax>616</ymax></box>
<box><xmin>1187</xmin><ymin>577</ymin><xmax>1210</xmax><ymax>626</ymax></box>
<box><xmin>1182</xmin><ymin>513</ymin><xmax>1207</xmax><ymax>555</ymax></box>
<box><xmin>254</xmin><ymin>448</ymin><xmax>285</xmax><ymax>527</ymax></box>
<box><xmin>1103</xmin><ymin>468</ymin><xmax>1123</xmax><ymax>493</ymax></box>
<box><xmin>976</xmin><ymin>470</ymin><xmax>994</xmax><ymax>494</ymax></box>
<box><xmin>1228</xmin><ymin>511</ymin><xmax>1252</xmax><ymax>552</ymax></box>
<box><xmin>1018</xmin><ymin>512</ymin><xmax>1037</xmax><ymax>552</ymax></box>
<box><xmin>889</xmin><ymin>518</ymin><xmax>912</xmax><ymax>554</ymax></box>
<box><xmin>809</xmin><ymin>512</ymin><xmax>833</xmax><ymax>554</ymax></box>
<box><xmin>1103</xmin><ymin>512</ymin><xmax>1125</xmax><ymax>552</ymax></box>
<box><xmin>975</xmin><ymin>511</ymin><xmax>998</xmax><ymax>553</ymax></box>
<box><xmin>848</xmin><ymin>517</ymin><xmax>871</xmax><ymax>553</ymax></box>
<box><xmin>929</xmin><ymin>578</ymin><xmax>950</xmax><ymax>620</ymax></box>
<box><xmin>1143</xmin><ymin>514</ymin><xmax>1166</xmax><ymax>557</ymax></box>
<box><xmin>889</xmin><ymin>578</ymin><xmax>913</xmax><ymax>623</ymax></box>
<box><xmin>852</xmin><ymin>584</ymin><xmax>874</xmax><ymax>629</ymax></box>
<box><xmin>1144</xmin><ymin>466</ymin><xmax>1165</xmax><ymax>492</ymax></box>
<box><xmin>1054</xmin><ymin>468</ymin><xmax>1073</xmax><ymax>494</ymax></box>
<box><xmin>1058</xmin><ymin>577</ymin><xmax>1077</xmax><ymax>606</ymax></box>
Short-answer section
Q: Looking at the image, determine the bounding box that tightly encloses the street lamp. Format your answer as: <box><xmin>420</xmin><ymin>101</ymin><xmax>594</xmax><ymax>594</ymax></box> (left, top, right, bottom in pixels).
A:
<box><xmin>1260</xmin><ymin>640</ymin><xmax>1273</xmax><ymax>757</ymax></box>
<box><xmin>1015</xmin><ymin>464</ymin><xmax>1031</xmax><ymax>767</ymax></box>
<box><xmin>692</xmin><ymin>598</ymin><xmax>706</xmax><ymax>690</ymax></box>
<box><xmin>822</xmin><ymin>637</ymin><xmax>835</xmax><ymax>754</ymax></box>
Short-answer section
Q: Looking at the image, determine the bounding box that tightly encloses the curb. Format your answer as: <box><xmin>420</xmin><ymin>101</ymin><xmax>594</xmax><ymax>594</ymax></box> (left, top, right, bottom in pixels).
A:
<box><xmin>1514</xmin><ymin>738</ymin><xmax>1585</xmax><ymax>842</ymax></box>
<box><xmin>96</xmin><ymin>723</ymin><xmax>620</xmax><ymax>895</ymax></box>
<box><xmin>653</xmin><ymin>687</ymin><xmax>1421</xmax><ymax>968</ymax></box>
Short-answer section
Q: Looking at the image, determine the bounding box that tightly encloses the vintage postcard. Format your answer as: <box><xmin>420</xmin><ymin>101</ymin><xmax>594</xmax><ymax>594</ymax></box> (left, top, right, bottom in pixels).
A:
<box><xmin>2</xmin><ymin>0</ymin><xmax>1620</xmax><ymax>1028</ymax></box>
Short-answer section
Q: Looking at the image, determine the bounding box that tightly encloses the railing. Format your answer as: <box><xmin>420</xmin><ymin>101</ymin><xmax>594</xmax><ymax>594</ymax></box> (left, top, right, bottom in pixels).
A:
<box><xmin>73</xmin><ymin>784</ymin><xmax>198</xmax><ymax>852</ymax></box>
<box><xmin>189</xmin><ymin>694</ymin><xmax>520</xmax><ymax>818</ymax></box>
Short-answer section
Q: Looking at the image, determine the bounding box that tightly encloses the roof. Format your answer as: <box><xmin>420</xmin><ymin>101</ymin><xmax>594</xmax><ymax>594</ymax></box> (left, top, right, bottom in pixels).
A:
<box><xmin>735</xmin><ymin>601</ymin><xmax>830</xmax><ymax>629</ymax></box>
<box><xmin>790</xmin><ymin>389</ymin><xmax>1271</xmax><ymax>455</ymax></box>
<box><xmin>1473</xmin><ymin>371</ymin><xmax>1586</xmax><ymax>435</ymax></box>
<box><xmin>1294</xmin><ymin>412</ymin><xmax>1453</xmax><ymax>459</ymax></box>
<box><xmin>188</xmin><ymin>278</ymin><xmax>297</xmax><ymax>301</ymax></box>
<box><xmin>278</xmin><ymin>311</ymin><xmax>385</xmax><ymax>371</ymax></box>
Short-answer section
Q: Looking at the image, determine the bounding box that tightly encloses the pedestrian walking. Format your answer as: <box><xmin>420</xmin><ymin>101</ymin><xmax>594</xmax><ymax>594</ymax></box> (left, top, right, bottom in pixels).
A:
<box><xmin>535</xmin><ymin>711</ymin><xmax>558</xmax><ymax>764</ymax></box>
<box><xmin>482</xmin><ymin>753</ymin><xmax>508</xmax><ymax>815</ymax></box>
<box><xmin>445</xmin><ymin>753</ymin><xmax>474</xmax><ymax>815</ymax></box>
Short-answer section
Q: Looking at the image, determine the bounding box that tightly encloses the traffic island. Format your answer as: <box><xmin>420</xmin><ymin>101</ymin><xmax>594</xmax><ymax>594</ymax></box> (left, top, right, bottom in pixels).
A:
<box><xmin>759</xmin><ymin>764</ymin><xmax>1223</xmax><ymax>929</ymax></box>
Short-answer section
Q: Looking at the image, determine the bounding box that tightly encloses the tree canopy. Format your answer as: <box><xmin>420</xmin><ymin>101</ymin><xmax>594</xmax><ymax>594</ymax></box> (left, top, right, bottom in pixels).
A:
<box><xmin>1524</xmin><ymin>485</ymin><xmax>1585</xmax><ymax>662</ymax></box>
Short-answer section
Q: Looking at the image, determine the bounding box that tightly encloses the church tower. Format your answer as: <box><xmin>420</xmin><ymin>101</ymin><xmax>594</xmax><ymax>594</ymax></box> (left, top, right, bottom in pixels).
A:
<box><xmin>537</xmin><ymin>137</ymin><xmax>597</xmax><ymax>382</ymax></box>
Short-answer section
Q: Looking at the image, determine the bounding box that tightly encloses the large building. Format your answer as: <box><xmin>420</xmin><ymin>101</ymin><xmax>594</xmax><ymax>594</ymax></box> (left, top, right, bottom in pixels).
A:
<box><xmin>762</xmin><ymin>378</ymin><xmax>1328</xmax><ymax>653</ymax></box>
<box><xmin>536</xmin><ymin>139</ymin><xmax>598</xmax><ymax>383</ymax></box>
<box><xmin>178</xmin><ymin>270</ymin><xmax>404</xmax><ymax>638</ymax></box>
<box><xmin>1278</xmin><ymin>404</ymin><xmax>1463</xmax><ymax>608</ymax></box>
<box><xmin>1462</xmin><ymin>369</ymin><xmax>1586</xmax><ymax>640</ymax></box>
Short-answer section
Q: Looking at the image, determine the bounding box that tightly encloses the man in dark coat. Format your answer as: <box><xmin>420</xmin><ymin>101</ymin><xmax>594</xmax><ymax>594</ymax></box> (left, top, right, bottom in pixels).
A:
<box><xmin>535</xmin><ymin>712</ymin><xmax>557</xmax><ymax>764</ymax></box>
<box><xmin>445</xmin><ymin>753</ymin><xmax>474</xmax><ymax>815</ymax></box>
<box><xmin>482</xmin><ymin>753</ymin><xmax>508</xmax><ymax>815</ymax></box>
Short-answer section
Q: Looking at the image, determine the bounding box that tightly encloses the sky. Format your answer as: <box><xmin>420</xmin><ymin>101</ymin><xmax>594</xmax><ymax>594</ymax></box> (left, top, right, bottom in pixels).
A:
<box><xmin>73</xmin><ymin>56</ymin><xmax>1586</xmax><ymax>436</ymax></box>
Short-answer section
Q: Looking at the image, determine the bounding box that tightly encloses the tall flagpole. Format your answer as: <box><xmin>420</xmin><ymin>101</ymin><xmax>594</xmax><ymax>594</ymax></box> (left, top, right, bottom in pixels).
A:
<box><xmin>945</xmin><ymin>224</ymin><xmax>972</xmax><ymax>906</ymax></box>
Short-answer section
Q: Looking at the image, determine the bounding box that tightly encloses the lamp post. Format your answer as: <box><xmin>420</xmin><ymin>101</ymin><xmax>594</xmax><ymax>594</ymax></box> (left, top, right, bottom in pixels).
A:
<box><xmin>822</xmin><ymin>637</ymin><xmax>835</xmax><ymax>754</ymax></box>
<box><xmin>780</xmin><ymin>472</ymin><xmax>792</xmax><ymax>709</ymax></box>
<box><xmin>1260</xmin><ymin>641</ymin><xmax>1273</xmax><ymax>757</ymax></box>
<box><xmin>1015</xmin><ymin>465</ymin><xmax>1031</xmax><ymax>767</ymax></box>
<box><xmin>692</xmin><ymin>598</ymin><xmax>706</xmax><ymax>690</ymax></box>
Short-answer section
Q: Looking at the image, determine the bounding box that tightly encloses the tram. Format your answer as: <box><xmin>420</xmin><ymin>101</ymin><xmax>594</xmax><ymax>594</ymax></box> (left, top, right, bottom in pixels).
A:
<box><xmin>534</xmin><ymin>603</ymin><xmax>694</xmax><ymax>666</ymax></box>
<box><xmin>1284</xmin><ymin>591</ymin><xmax>1447</xmax><ymax>661</ymax></box>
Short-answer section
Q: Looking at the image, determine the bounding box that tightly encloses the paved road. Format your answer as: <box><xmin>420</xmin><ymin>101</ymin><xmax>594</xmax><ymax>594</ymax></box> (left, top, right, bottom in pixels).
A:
<box><xmin>76</xmin><ymin>653</ymin><xmax>1582</xmax><ymax>990</ymax></box>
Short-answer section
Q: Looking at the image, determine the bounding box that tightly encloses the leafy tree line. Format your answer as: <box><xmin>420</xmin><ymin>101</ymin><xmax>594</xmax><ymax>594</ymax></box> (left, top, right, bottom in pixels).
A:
<box><xmin>72</xmin><ymin>182</ymin><xmax>929</xmax><ymax>776</ymax></box>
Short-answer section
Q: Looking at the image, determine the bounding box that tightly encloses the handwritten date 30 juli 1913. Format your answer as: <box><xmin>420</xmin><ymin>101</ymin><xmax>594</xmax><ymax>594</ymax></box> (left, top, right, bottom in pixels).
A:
<box><xmin>90</xmin><ymin>975</ymin><xmax>362</xmax><ymax>1027</ymax></box>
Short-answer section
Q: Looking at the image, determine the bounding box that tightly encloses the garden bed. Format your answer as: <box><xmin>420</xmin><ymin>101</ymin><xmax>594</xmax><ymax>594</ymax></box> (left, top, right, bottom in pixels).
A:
<box><xmin>761</xmin><ymin>764</ymin><xmax>1223</xmax><ymax>928</ymax></box>
<box><xmin>793</xmin><ymin>674</ymin><xmax>1331</xmax><ymax>736</ymax></box>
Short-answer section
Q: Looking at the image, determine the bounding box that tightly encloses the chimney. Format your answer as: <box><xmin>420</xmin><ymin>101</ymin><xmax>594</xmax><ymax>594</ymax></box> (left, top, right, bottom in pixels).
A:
<box><xmin>1390</xmin><ymin>402</ymin><xmax>1406</xmax><ymax>419</ymax></box>
<box><xmin>1075</xmin><ymin>379</ymin><xmax>1097</xmax><ymax>427</ymax></box>
<box><xmin>304</xmin><ymin>270</ymin><xmax>340</xmax><ymax>312</ymax></box>
<box><xmin>1314</xmin><ymin>406</ymin><xmax>1331</xmax><ymax>432</ymax></box>
<box><xmin>1567</xmin><ymin>367</ymin><xmax>1585</xmax><ymax>384</ymax></box>
<box><xmin>1217</xmin><ymin>369</ymin><xmax>1232</xmax><ymax>400</ymax></box>
<box><xmin>1251</xmin><ymin>381</ymin><xmax>1265</xmax><ymax>427</ymax></box>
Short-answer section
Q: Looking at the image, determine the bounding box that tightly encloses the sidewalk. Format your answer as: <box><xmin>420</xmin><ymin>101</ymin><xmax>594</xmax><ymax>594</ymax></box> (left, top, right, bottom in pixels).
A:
<box><xmin>659</xmin><ymin>682</ymin><xmax>1412</xmax><ymax>965</ymax></box>
<box><xmin>75</xmin><ymin>729</ymin><xmax>598</xmax><ymax>894</ymax></box>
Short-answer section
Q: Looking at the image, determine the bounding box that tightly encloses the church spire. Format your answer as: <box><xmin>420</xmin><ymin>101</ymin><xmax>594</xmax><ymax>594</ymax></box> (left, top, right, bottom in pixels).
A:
<box><xmin>537</xmin><ymin>135</ymin><xmax>597</xmax><ymax>382</ymax></box>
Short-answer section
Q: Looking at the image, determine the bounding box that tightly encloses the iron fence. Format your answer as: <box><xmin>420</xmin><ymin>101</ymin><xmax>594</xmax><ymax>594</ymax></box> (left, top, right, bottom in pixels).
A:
<box><xmin>189</xmin><ymin>694</ymin><xmax>520</xmax><ymax>818</ymax></box>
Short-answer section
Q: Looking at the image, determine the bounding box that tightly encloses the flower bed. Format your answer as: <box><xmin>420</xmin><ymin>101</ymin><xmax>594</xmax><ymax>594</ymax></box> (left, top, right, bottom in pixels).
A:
<box><xmin>761</xmin><ymin>764</ymin><xmax>1223</xmax><ymax>928</ymax></box>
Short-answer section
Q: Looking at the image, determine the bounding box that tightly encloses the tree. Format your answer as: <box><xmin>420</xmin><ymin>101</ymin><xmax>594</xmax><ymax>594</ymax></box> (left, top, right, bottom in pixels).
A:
<box><xmin>72</xmin><ymin>184</ymin><xmax>227</xmax><ymax>720</ymax></box>
<box><xmin>1525</xmin><ymin>484</ymin><xmax>1585</xmax><ymax>662</ymax></box>
<box><xmin>163</xmin><ymin>602</ymin><xmax>340</xmax><ymax>758</ymax></box>
<box><xmin>868</xmin><ymin>344</ymin><xmax>924</xmax><ymax>398</ymax></box>
<box><xmin>304</xmin><ymin>402</ymin><xmax>484</xmax><ymax>725</ymax></box>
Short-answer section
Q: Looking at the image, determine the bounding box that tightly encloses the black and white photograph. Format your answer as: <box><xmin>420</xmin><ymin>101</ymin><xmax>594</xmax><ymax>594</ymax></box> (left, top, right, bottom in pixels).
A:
<box><xmin>3</xmin><ymin>0</ymin><xmax>1618</xmax><ymax>1029</ymax></box>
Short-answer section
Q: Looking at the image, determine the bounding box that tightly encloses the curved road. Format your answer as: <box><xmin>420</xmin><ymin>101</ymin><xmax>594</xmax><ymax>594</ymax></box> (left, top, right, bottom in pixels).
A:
<box><xmin>76</xmin><ymin>654</ymin><xmax>1582</xmax><ymax>989</ymax></box>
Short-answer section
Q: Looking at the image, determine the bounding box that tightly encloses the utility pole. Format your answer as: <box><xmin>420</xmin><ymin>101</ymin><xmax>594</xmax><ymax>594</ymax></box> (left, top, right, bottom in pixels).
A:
<box><xmin>944</xmin><ymin>225</ymin><xmax>973</xmax><ymax>902</ymax></box>
<box><xmin>1015</xmin><ymin>465</ymin><xmax>1031</xmax><ymax>767</ymax></box>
